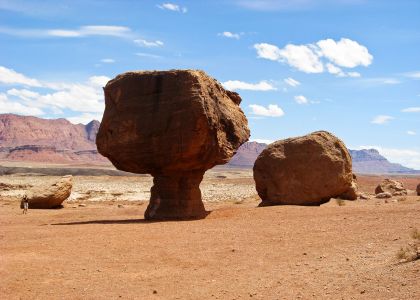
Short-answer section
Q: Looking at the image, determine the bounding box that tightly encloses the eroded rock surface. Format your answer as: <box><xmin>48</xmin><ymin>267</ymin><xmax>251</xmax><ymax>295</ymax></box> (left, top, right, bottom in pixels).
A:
<box><xmin>97</xmin><ymin>70</ymin><xmax>249</xmax><ymax>219</ymax></box>
<box><xmin>375</xmin><ymin>179</ymin><xmax>407</xmax><ymax>196</ymax></box>
<box><xmin>417</xmin><ymin>183</ymin><xmax>420</xmax><ymax>196</ymax></box>
<box><xmin>22</xmin><ymin>175</ymin><xmax>72</xmax><ymax>208</ymax></box>
<box><xmin>253</xmin><ymin>131</ymin><xmax>356</xmax><ymax>206</ymax></box>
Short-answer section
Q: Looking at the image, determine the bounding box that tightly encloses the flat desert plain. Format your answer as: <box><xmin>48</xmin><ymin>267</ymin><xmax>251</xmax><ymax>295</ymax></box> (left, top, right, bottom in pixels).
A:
<box><xmin>1</xmin><ymin>168</ymin><xmax>419</xmax><ymax>299</ymax></box>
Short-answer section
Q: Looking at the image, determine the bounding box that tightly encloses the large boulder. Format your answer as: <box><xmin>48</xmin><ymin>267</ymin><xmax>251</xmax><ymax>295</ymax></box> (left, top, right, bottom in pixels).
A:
<box><xmin>253</xmin><ymin>131</ymin><xmax>356</xmax><ymax>206</ymax></box>
<box><xmin>417</xmin><ymin>183</ymin><xmax>420</xmax><ymax>196</ymax></box>
<box><xmin>22</xmin><ymin>175</ymin><xmax>72</xmax><ymax>208</ymax></box>
<box><xmin>375</xmin><ymin>179</ymin><xmax>407</xmax><ymax>196</ymax></box>
<box><xmin>97</xmin><ymin>70</ymin><xmax>250</xmax><ymax>219</ymax></box>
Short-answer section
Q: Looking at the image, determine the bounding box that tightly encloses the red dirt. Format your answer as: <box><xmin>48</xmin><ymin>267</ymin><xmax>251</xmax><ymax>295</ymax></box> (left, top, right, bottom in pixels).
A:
<box><xmin>1</xmin><ymin>175</ymin><xmax>419</xmax><ymax>299</ymax></box>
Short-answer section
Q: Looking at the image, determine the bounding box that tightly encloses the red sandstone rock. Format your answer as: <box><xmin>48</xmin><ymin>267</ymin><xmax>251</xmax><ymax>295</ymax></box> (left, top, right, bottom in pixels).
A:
<box><xmin>96</xmin><ymin>70</ymin><xmax>250</xmax><ymax>219</ymax></box>
<box><xmin>253</xmin><ymin>131</ymin><xmax>356</xmax><ymax>206</ymax></box>
<box><xmin>375</xmin><ymin>179</ymin><xmax>407</xmax><ymax>196</ymax></box>
<box><xmin>22</xmin><ymin>175</ymin><xmax>73</xmax><ymax>209</ymax></box>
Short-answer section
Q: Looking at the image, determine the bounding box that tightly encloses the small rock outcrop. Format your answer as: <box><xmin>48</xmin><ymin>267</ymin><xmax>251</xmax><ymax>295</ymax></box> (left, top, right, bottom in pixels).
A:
<box><xmin>97</xmin><ymin>70</ymin><xmax>250</xmax><ymax>219</ymax></box>
<box><xmin>253</xmin><ymin>131</ymin><xmax>356</xmax><ymax>206</ymax></box>
<box><xmin>22</xmin><ymin>175</ymin><xmax>73</xmax><ymax>208</ymax></box>
<box><xmin>417</xmin><ymin>184</ymin><xmax>420</xmax><ymax>196</ymax></box>
<box><xmin>375</xmin><ymin>179</ymin><xmax>407</xmax><ymax>196</ymax></box>
<box><xmin>375</xmin><ymin>192</ymin><xmax>392</xmax><ymax>199</ymax></box>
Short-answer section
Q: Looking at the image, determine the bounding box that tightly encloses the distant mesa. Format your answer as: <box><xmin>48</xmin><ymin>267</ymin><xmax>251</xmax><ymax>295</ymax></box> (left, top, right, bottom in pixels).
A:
<box><xmin>0</xmin><ymin>114</ymin><xmax>107</xmax><ymax>164</ymax></box>
<box><xmin>0</xmin><ymin>113</ymin><xmax>419</xmax><ymax>175</ymax></box>
<box><xmin>96</xmin><ymin>70</ymin><xmax>250</xmax><ymax>219</ymax></box>
<box><xmin>253</xmin><ymin>131</ymin><xmax>357</xmax><ymax>206</ymax></box>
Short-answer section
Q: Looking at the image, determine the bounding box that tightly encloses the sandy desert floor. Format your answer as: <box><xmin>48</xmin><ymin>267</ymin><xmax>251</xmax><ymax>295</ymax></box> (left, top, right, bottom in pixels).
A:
<box><xmin>1</xmin><ymin>169</ymin><xmax>419</xmax><ymax>299</ymax></box>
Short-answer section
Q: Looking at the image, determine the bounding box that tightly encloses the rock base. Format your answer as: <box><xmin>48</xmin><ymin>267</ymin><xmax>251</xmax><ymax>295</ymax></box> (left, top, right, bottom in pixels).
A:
<box><xmin>145</xmin><ymin>171</ymin><xmax>207</xmax><ymax>220</ymax></box>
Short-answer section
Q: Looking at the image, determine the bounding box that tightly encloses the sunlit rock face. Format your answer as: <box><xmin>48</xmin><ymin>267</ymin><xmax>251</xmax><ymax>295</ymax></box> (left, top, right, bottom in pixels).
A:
<box><xmin>97</xmin><ymin>70</ymin><xmax>250</xmax><ymax>219</ymax></box>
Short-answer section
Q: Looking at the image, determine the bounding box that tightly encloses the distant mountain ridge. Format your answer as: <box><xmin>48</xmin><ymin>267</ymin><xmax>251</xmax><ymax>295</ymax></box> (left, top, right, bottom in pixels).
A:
<box><xmin>0</xmin><ymin>114</ymin><xmax>418</xmax><ymax>174</ymax></box>
<box><xmin>348</xmin><ymin>149</ymin><xmax>420</xmax><ymax>174</ymax></box>
<box><xmin>0</xmin><ymin>114</ymin><xmax>106</xmax><ymax>164</ymax></box>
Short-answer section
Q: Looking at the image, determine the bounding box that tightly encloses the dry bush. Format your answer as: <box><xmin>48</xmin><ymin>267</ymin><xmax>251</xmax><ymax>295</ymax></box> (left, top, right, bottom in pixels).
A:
<box><xmin>335</xmin><ymin>199</ymin><xmax>346</xmax><ymax>206</ymax></box>
<box><xmin>396</xmin><ymin>228</ymin><xmax>420</xmax><ymax>262</ymax></box>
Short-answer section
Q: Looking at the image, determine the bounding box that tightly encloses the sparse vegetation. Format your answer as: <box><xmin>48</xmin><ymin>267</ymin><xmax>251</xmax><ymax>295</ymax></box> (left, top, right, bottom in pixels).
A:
<box><xmin>396</xmin><ymin>228</ymin><xmax>420</xmax><ymax>262</ymax></box>
<box><xmin>336</xmin><ymin>199</ymin><xmax>346</xmax><ymax>206</ymax></box>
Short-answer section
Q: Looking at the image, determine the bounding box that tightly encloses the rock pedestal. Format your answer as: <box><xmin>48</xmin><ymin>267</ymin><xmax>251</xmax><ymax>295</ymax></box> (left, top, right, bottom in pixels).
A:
<box><xmin>253</xmin><ymin>131</ymin><xmax>357</xmax><ymax>206</ymax></box>
<box><xmin>145</xmin><ymin>171</ymin><xmax>206</xmax><ymax>219</ymax></box>
<box><xmin>96</xmin><ymin>70</ymin><xmax>250</xmax><ymax>220</ymax></box>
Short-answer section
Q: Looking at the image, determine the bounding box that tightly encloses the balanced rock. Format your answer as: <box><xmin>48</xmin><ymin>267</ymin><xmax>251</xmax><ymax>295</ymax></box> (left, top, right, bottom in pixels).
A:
<box><xmin>253</xmin><ymin>131</ymin><xmax>356</xmax><ymax>206</ymax></box>
<box><xmin>22</xmin><ymin>175</ymin><xmax>72</xmax><ymax>208</ymax></box>
<box><xmin>97</xmin><ymin>70</ymin><xmax>250</xmax><ymax>219</ymax></box>
<box><xmin>375</xmin><ymin>179</ymin><xmax>407</xmax><ymax>196</ymax></box>
<box><xmin>417</xmin><ymin>183</ymin><xmax>420</xmax><ymax>196</ymax></box>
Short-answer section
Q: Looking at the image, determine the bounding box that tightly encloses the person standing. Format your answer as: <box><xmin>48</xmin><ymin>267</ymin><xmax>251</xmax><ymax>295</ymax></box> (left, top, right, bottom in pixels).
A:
<box><xmin>22</xmin><ymin>195</ymin><xmax>29</xmax><ymax>214</ymax></box>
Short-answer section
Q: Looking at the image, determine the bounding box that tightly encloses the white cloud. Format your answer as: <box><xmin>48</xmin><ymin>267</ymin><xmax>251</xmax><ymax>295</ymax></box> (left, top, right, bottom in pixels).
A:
<box><xmin>7</xmin><ymin>88</ymin><xmax>39</xmax><ymax>100</ymax></box>
<box><xmin>371</xmin><ymin>115</ymin><xmax>394</xmax><ymax>124</ymax></box>
<box><xmin>294</xmin><ymin>95</ymin><xmax>309</xmax><ymax>104</ymax></box>
<box><xmin>254</xmin><ymin>43</ymin><xmax>282</xmax><ymax>61</ymax></box>
<box><xmin>254</xmin><ymin>42</ymin><xmax>324</xmax><ymax>73</ymax></box>
<box><xmin>157</xmin><ymin>3</ymin><xmax>187</xmax><ymax>13</ymax></box>
<box><xmin>134</xmin><ymin>39</ymin><xmax>164</xmax><ymax>47</ymax></box>
<box><xmin>0</xmin><ymin>66</ymin><xmax>109</xmax><ymax>117</ymax></box>
<box><xmin>407</xmin><ymin>130</ymin><xmax>416</xmax><ymax>135</ymax></box>
<box><xmin>402</xmin><ymin>107</ymin><xmax>420</xmax><ymax>113</ymax></box>
<box><xmin>218</xmin><ymin>31</ymin><xmax>241</xmax><ymax>39</ymax></box>
<box><xmin>347</xmin><ymin>71</ymin><xmax>361</xmax><ymax>77</ymax></box>
<box><xmin>88</xmin><ymin>76</ymin><xmax>110</xmax><ymax>87</ymax></box>
<box><xmin>135</xmin><ymin>52</ymin><xmax>162</xmax><ymax>59</ymax></box>
<box><xmin>404</xmin><ymin>71</ymin><xmax>420</xmax><ymax>79</ymax></box>
<box><xmin>254</xmin><ymin>38</ymin><xmax>372</xmax><ymax>75</ymax></box>
<box><xmin>279</xmin><ymin>44</ymin><xmax>324</xmax><ymax>73</ymax></box>
<box><xmin>284</xmin><ymin>77</ymin><xmax>300</xmax><ymax>87</ymax></box>
<box><xmin>249</xmin><ymin>104</ymin><xmax>284</xmax><ymax>117</ymax></box>
<box><xmin>235</xmin><ymin>0</ymin><xmax>365</xmax><ymax>11</ymax></box>
<box><xmin>358</xmin><ymin>145</ymin><xmax>420</xmax><ymax>169</ymax></box>
<box><xmin>0</xmin><ymin>93</ymin><xmax>44</xmax><ymax>116</ymax></box>
<box><xmin>359</xmin><ymin>77</ymin><xmax>401</xmax><ymax>85</ymax></box>
<box><xmin>0</xmin><ymin>66</ymin><xmax>42</xmax><ymax>87</ymax></box>
<box><xmin>0</xmin><ymin>25</ymin><xmax>132</xmax><ymax>38</ymax></box>
<box><xmin>316</xmin><ymin>38</ymin><xmax>373</xmax><ymax>68</ymax></box>
<box><xmin>326</xmin><ymin>63</ymin><xmax>344</xmax><ymax>75</ymax></box>
<box><xmin>222</xmin><ymin>80</ymin><xmax>276</xmax><ymax>91</ymax></box>
<box><xmin>49</xmin><ymin>25</ymin><xmax>131</xmax><ymax>38</ymax></box>
<box><xmin>101</xmin><ymin>58</ymin><xmax>115</xmax><ymax>63</ymax></box>
<box><xmin>67</xmin><ymin>113</ymin><xmax>103</xmax><ymax>125</ymax></box>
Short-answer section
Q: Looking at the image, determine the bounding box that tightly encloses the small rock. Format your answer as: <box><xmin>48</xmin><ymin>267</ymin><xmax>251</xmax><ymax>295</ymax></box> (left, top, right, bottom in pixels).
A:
<box><xmin>78</xmin><ymin>203</ymin><xmax>87</xmax><ymax>207</ymax></box>
<box><xmin>359</xmin><ymin>193</ymin><xmax>370</xmax><ymax>200</ymax></box>
<box><xmin>153</xmin><ymin>290</ymin><xmax>157</xmax><ymax>294</ymax></box>
<box><xmin>118</xmin><ymin>204</ymin><xmax>124</xmax><ymax>208</ymax></box>
<box><xmin>375</xmin><ymin>192</ymin><xmax>392</xmax><ymax>199</ymax></box>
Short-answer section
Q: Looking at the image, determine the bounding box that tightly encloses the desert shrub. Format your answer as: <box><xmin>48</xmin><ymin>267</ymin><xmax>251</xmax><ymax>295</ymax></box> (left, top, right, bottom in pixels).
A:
<box><xmin>396</xmin><ymin>228</ymin><xmax>420</xmax><ymax>262</ymax></box>
<box><xmin>335</xmin><ymin>199</ymin><xmax>346</xmax><ymax>206</ymax></box>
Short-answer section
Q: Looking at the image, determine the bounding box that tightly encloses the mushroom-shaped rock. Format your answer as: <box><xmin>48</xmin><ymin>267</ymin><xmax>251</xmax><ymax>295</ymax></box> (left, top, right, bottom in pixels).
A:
<box><xmin>253</xmin><ymin>131</ymin><xmax>356</xmax><ymax>206</ymax></box>
<box><xmin>417</xmin><ymin>183</ymin><xmax>420</xmax><ymax>196</ymax></box>
<box><xmin>22</xmin><ymin>175</ymin><xmax>72</xmax><ymax>208</ymax></box>
<box><xmin>375</xmin><ymin>179</ymin><xmax>407</xmax><ymax>196</ymax></box>
<box><xmin>96</xmin><ymin>70</ymin><xmax>250</xmax><ymax>219</ymax></box>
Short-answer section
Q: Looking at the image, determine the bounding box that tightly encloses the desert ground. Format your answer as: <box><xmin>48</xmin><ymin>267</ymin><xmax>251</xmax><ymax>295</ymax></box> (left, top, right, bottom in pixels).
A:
<box><xmin>1</xmin><ymin>167</ymin><xmax>419</xmax><ymax>299</ymax></box>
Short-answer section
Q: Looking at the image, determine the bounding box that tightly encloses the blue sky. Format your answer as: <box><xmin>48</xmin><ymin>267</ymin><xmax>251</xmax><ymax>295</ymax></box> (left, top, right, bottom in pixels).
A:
<box><xmin>0</xmin><ymin>0</ymin><xmax>419</xmax><ymax>168</ymax></box>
